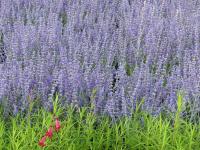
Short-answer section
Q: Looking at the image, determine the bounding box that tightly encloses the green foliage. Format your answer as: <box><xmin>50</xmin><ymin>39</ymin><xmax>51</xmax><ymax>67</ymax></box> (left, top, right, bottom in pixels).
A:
<box><xmin>125</xmin><ymin>63</ymin><xmax>135</xmax><ymax>76</ymax></box>
<box><xmin>0</xmin><ymin>94</ymin><xmax>200</xmax><ymax>150</ymax></box>
<box><xmin>59</xmin><ymin>12</ymin><xmax>67</xmax><ymax>35</ymax></box>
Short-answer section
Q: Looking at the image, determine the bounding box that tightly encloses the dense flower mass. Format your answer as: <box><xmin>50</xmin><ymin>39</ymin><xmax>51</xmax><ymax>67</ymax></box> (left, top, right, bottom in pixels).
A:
<box><xmin>0</xmin><ymin>0</ymin><xmax>199</xmax><ymax>118</ymax></box>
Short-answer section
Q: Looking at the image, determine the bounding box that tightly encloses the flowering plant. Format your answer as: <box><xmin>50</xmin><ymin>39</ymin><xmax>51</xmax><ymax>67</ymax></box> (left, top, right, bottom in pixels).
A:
<box><xmin>38</xmin><ymin>115</ymin><xmax>61</xmax><ymax>147</ymax></box>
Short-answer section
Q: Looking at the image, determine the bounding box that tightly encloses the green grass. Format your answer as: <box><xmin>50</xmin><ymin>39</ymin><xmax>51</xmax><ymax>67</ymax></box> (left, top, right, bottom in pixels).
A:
<box><xmin>0</xmin><ymin>94</ymin><xmax>200</xmax><ymax>150</ymax></box>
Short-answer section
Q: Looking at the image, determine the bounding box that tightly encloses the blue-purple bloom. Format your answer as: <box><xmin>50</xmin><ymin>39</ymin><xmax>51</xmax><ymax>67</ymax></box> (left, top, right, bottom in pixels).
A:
<box><xmin>0</xmin><ymin>0</ymin><xmax>199</xmax><ymax>118</ymax></box>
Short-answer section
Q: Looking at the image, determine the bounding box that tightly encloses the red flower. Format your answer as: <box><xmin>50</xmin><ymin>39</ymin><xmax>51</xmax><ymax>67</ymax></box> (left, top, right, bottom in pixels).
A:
<box><xmin>45</xmin><ymin>126</ymin><xmax>53</xmax><ymax>139</ymax></box>
<box><xmin>38</xmin><ymin>136</ymin><xmax>47</xmax><ymax>147</ymax></box>
<box><xmin>55</xmin><ymin>118</ymin><xmax>61</xmax><ymax>132</ymax></box>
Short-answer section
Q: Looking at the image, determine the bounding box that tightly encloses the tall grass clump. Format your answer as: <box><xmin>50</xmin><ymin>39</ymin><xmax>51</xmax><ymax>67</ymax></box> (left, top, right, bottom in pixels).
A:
<box><xmin>0</xmin><ymin>0</ymin><xmax>200</xmax><ymax>119</ymax></box>
<box><xmin>0</xmin><ymin>94</ymin><xmax>200</xmax><ymax>149</ymax></box>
